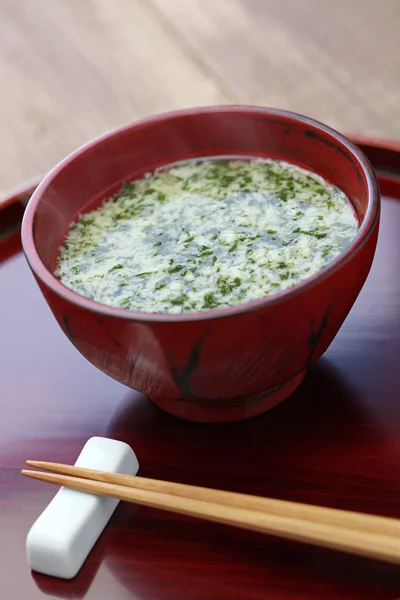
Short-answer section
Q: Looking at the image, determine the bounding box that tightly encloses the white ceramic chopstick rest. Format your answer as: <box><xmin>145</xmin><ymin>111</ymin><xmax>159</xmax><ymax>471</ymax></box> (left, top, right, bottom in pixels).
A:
<box><xmin>26</xmin><ymin>436</ymin><xmax>139</xmax><ymax>579</ymax></box>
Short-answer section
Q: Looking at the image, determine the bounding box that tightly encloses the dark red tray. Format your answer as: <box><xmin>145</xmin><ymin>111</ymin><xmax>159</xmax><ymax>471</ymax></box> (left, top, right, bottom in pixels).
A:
<box><xmin>1</xmin><ymin>138</ymin><xmax>400</xmax><ymax>600</ymax></box>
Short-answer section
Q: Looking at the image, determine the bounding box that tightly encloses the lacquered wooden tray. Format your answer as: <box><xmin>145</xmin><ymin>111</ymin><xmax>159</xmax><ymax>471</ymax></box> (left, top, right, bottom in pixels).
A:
<box><xmin>1</xmin><ymin>138</ymin><xmax>400</xmax><ymax>600</ymax></box>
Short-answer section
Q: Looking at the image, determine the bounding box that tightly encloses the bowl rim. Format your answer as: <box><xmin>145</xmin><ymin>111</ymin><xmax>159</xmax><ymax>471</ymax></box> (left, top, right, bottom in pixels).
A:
<box><xmin>21</xmin><ymin>105</ymin><xmax>380</xmax><ymax>323</ymax></box>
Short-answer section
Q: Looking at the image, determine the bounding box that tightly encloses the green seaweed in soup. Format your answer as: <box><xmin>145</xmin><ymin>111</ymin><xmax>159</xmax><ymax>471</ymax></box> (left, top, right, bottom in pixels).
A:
<box><xmin>56</xmin><ymin>157</ymin><xmax>358</xmax><ymax>313</ymax></box>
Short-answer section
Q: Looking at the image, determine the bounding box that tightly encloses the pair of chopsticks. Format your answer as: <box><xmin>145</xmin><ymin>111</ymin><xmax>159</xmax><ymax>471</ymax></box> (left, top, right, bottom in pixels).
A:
<box><xmin>22</xmin><ymin>462</ymin><xmax>400</xmax><ymax>565</ymax></box>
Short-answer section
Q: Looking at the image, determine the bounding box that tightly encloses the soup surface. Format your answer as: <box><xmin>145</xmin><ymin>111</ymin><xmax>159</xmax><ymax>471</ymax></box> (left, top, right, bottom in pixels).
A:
<box><xmin>56</xmin><ymin>158</ymin><xmax>358</xmax><ymax>313</ymax></box>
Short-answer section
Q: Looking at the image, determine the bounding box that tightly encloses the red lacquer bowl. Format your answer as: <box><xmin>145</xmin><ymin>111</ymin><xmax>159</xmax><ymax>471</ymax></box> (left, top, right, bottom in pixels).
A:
<box><xmin>21</xmin><ymin>106</ymin><xmax>380</xmax><ymax>423</ymax></box>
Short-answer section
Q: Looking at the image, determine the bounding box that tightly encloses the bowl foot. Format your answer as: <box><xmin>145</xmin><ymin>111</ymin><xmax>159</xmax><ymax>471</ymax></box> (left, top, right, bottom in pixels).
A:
<box><xmin>148</xmin><ymin>370</ymin><xmax>307</xmax><ymax>423</ymax></box>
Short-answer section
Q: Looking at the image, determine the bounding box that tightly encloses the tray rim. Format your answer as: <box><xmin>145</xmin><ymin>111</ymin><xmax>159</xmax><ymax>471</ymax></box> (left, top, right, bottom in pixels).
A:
<box><xmin>0</xmin><ymin>175</ymin><xmax>42</xmax><ymax>211</ymax></box>
<box><xmin>350</xmin><ymin>134</ymin><xmax>400</xmax><ymax>155</ymax></box>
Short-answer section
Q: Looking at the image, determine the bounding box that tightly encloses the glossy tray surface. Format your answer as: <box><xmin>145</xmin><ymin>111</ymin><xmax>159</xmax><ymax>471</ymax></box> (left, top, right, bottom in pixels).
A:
<box><xmin>1</xmin><ymin>139</ymin><xmax>400</xmax><ymax>599</ymax></box>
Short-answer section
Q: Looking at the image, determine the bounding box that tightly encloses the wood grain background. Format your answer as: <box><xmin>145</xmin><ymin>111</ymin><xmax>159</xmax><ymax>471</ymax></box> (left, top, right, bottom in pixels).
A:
<box><xmin>1</xmin><ymin>0</ymin><xmax>400</xmax><ymax>190</ymax></box>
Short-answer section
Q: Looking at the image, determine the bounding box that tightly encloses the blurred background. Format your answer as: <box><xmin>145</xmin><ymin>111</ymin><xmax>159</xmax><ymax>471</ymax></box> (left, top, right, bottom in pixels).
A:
<box><xmin>1</xmin><ymin>0</ymin><xmax>400</xmax><ymax>193</ymax></box>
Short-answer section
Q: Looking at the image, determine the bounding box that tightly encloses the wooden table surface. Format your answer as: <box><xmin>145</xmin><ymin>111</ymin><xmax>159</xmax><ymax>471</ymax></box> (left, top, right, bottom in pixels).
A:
<box><xmin>1</xmin><ymin>0</ymin><xmax>400</xmax><ymax>193</ymax></box>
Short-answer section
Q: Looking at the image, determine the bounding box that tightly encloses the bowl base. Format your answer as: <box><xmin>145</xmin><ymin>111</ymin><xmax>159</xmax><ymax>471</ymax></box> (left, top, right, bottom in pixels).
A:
<box><xmin>148</xmin><ymin>370</ymin><xmax>307</xmax><ymax>423</ymax></box>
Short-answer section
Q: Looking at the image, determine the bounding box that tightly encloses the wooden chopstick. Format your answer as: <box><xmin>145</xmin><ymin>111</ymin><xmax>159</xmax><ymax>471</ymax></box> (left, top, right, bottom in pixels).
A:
<box><xmin>22</xmin><ymin>462</ymin><xmax>400</xmax><ymax>565</ymax></box>
<box><xmin>24</xmin><ymin>460</ymin><xmax>400</xmax><ymax>538</ymax></box>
